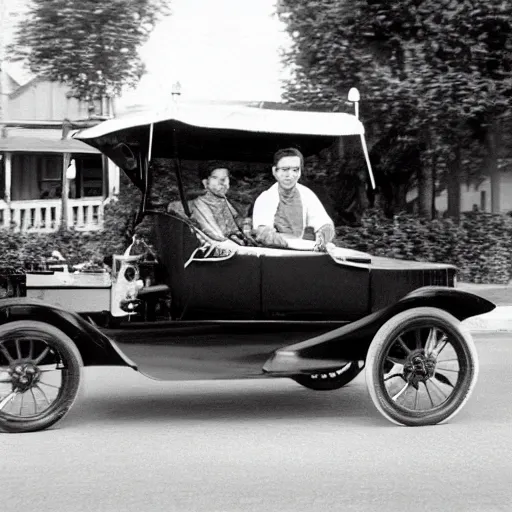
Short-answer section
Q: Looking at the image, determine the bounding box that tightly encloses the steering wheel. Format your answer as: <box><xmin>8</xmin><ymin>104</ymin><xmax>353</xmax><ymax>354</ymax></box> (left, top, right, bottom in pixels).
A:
<box><xmin>227</xmin><ymin>231</ymin><xmax>260</xmax><ymax>247</ymax></box>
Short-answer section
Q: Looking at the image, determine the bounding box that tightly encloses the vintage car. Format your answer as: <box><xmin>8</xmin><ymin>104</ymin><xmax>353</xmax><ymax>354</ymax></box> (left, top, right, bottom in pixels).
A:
<box><xmin>0</xmin><ymin>94</ymin><xmax>495</xmax><ymax>433</ymax></box>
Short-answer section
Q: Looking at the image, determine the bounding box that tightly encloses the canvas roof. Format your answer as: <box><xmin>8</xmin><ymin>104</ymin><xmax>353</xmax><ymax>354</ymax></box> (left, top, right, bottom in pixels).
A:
<box><xmin>77</xmin><ymin>101</ymin><xmax>365</xmax><ymax>141</ymax></box>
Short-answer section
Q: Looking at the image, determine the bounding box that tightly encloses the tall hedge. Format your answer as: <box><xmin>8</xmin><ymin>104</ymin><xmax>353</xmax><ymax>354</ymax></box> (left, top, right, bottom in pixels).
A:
<box><xmin>336</xmin><ymin>209</ymin><xmax>512</xmax><ymax>284</ymax></box>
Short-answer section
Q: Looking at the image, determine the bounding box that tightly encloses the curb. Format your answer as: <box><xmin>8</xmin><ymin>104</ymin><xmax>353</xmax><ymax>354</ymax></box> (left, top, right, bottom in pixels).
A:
<box><xmin>462</xmin><ymin>306</ymin><xmax>512</xmax><ymax>332</ymax></box>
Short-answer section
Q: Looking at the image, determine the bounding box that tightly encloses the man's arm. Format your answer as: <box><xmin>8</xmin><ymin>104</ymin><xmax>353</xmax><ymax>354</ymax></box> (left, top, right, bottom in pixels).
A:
<box><xmin>189</xmin><ymin>199</ymin><xmax>227</xmax><ymax>242</ymax></box>
<box><xmin>303</xmin><ymin>188</ymin><xmax>335</xmax><ymax>251</ymax></box>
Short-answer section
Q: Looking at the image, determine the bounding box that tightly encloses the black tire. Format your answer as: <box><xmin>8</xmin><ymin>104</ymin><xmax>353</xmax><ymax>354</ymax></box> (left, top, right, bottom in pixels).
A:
<box><xmin>293</xmin><ymin>361</ymin><xmax>365</xmax><ymax>391</ymax></box>
<box><xmin>366</xmin><ymin>307</ymin><xmax>478</xmax><ymax>426</ymax></box>
<box><xmin>0</xmin><ymin>321</ymin><xmax>83</xmax><ymax>433</ymax></box>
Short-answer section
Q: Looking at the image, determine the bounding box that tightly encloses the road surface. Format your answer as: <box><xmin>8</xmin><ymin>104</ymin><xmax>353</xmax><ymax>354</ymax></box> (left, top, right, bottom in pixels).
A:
<box><xmin>2</xmin><ymin>332</ymin><xmax>512</xmax><ymax>512</ymax></box>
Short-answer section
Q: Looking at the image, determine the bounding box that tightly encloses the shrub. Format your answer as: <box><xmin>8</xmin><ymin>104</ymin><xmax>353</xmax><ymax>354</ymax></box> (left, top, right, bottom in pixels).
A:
<box><xmin>0</xmin><ymin>228</ymin><xmax>123</xmax><ymax>271</ymax></box>
<box><xmin>457</xmin><ymin>212</ymin><xmax>512</xmax><ymax>284</ymax></box>
<box><xmin>336</xmin><ymin>210</ymin><xmax>512</xmax><ymax>284</ymax></box>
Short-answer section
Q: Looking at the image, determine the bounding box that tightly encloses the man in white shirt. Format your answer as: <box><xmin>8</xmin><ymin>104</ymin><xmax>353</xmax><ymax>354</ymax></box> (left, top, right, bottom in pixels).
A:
<box><xmin>252</xmin><ymin>148</ymin><xmax>335</xmax><ymax>251</ymax></box>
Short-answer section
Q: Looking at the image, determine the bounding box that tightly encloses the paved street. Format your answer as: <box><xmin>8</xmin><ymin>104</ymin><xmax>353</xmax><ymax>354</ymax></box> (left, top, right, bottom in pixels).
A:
<box><xmin>2</xmin><ymin>331</ymin><xmax>512</xmax><ymax>512</ymax></box>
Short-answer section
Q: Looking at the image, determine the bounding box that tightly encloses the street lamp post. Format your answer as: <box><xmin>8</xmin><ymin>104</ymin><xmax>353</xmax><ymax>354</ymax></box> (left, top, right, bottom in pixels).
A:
<box><xmin>348</xmin><ymin>87</ymin><xmax>360</xmax><ymax>119</ymax></box>
<box><xmin>171</xmin><ymin>81</ymin><xmax>182</xmax><ymax>101</ymax></box>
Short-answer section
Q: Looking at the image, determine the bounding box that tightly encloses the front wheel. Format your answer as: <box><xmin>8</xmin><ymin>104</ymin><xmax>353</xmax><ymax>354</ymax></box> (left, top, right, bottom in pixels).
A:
<box><xmin>0</xmin><ymin>321</ymin><xmax>83</xmax><ymax>433</ymax></box>
<box><xmin>366</xmin><ymin>307</ymin><xmax>478</xmax><ymax>426</ymax></box>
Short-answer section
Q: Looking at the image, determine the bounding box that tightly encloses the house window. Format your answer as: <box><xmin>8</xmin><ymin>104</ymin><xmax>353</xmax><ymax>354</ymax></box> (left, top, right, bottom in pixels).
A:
<box><xmin>11</xmin><ymin>153</ymin><xmax>62</xmax><ymax>200</ymax></box>
<box><xmin>74</xmin><ymin>154</ymin><xmax>103</xmax><ymax>197</ymax></box>
<box><xmin>39</xmin><ymin>155</ymin><xmax>63</xmax><ymax>198</ymax></box>
<box><xmin>10</xmin><ymin>153</ymin><xmax>105</xmax><ymax>200</ymax></box>
<box><xmin>480</xmin><ymin>190</ymin><xmax>487</xmax><ymax>211</ymax></box>
<box><xmin>10</xmin><ymin>153</ymin><xmax>104</xmax><ymax>201</ymax></box>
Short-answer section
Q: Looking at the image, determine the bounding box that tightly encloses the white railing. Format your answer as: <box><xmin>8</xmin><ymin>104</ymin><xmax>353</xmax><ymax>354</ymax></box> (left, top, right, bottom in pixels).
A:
<box><xmin>0</xmin><ymin>198</ymin><xmax>105</xmax><ymax>232</ymax></box>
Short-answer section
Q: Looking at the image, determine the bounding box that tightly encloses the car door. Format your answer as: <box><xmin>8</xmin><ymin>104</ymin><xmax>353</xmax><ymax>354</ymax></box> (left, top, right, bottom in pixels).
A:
<box><xmin>260</xmin><ymin>249</ymin><xmax>371</xmax><ymax>320</ymax></box>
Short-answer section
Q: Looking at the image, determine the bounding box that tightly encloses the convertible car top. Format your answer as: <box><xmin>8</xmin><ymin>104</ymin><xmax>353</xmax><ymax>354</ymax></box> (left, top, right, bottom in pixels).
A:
<box><xmin>75</xmin><ymin>100</ymin><xmax>376</xmax><ymax>190</ymax></box>
<box><xmin>77</xmin><ymin>101</ymin><xmax>366</xmax><ymax>139</ymax></box>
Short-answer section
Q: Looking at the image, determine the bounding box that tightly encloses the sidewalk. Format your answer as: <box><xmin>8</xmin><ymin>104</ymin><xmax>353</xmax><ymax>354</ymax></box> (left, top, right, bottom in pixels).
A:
<box><xmin>458</xmin><ymin>281</ymin><xmax>512</xmax><ymax>332</ymax></box>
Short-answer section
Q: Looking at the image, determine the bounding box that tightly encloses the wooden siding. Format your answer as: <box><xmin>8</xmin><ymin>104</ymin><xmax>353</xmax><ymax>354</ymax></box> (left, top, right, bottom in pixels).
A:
<box><xmin>7</xmin><ymin>80</ymin><xmax>90</xmax><ymax>121</ymax></box>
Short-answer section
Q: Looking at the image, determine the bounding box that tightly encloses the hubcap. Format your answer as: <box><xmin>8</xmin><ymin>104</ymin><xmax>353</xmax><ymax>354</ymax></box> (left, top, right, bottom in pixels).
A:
<box><xmin>403</xmin><ymin>352</ymin><xmax>437</xmax><ymax>388</ymax></box>
<box><xmin>9</xmin><ymin>363</ymin><xmax>41</xmax><ymax>392</ymax></box>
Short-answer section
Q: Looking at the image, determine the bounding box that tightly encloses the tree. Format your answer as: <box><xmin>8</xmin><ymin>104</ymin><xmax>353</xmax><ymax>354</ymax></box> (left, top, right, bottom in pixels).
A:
<box><xmin>277</xmin><ymin>0</ymin><xmax>433</xmax><ymax>217</ymax></box>
<box><xmin>277</xmin><ymin>0</ymin><xmax>512</xmax><ymax>219</ymax></box>
<box><xmin>8</xmin><ymin>0</ymin><xmax>170</xmax><ymax>111</ymax></box>
<box><xmin>378</xmin><ymin>1</ymin><xmax>512</xmax><ymax>217</ymax></box>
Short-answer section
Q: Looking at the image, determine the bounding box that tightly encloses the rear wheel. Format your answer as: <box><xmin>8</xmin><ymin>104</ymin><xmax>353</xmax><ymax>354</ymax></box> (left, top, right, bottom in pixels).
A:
<box><xmin>366</xmin><ymin>307</ymin><xmax>478</xmax><ymax>426</ymax></box>
<box><xmin>293</xmin><ymin>361</ymin><xmax>364</xmax><ymax>391</ymax></box>
<box><xmin>0</xmin><ymin>321</ymin><xmax>82</xmax><ymax>433</ymax></box>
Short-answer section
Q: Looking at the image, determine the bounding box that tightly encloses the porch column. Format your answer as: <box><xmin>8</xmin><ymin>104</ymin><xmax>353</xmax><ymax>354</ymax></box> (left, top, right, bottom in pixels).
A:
<box><xmin>102</xmin><ymin>154</ymin><xmax>109</xmax><ymax>198</ymax></box>
<box><xmin>3</xmin><ymin>151</ymin><xmax>11</xmax><ymax>228</ymax></box>
<box><xmin>4</xmin><ymin>150</ymin><xmax>11</xmax><ymax>202</ymax></box>
<box><xmin>106</xmin><ymin>157</ymin><xmax>119</xmax><ymax>198</ymax></box>
<box><xmin>61</xmin><ymin>152</ymin><xmax>70</xmax><ymax>229</ymax></box>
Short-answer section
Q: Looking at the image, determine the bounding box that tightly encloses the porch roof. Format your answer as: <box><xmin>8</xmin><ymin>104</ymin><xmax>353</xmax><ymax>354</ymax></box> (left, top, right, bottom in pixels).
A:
<box><xmin>0</xmin><ymin>128</ymin><xmax>100</xmax><ymax>154</ymax></box>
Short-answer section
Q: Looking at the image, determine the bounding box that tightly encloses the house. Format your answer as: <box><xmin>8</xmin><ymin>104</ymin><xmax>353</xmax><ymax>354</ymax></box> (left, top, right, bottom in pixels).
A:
<box><xmin>433</xmin><ymin>160</ymin><xmax>512</xmax><ymax>215</ymax></box>
<box><xmin>0</xmin><ymin>61</ymin><xmax>120</xmax><ymax>232</ymax></box>
<box><xmin>406</xmin><ymin>158</ymin><xmax>512</xmax><ymax>216</ymax></box>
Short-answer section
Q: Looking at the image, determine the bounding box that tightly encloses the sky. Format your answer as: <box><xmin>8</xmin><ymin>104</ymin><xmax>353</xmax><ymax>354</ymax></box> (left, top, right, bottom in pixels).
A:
<box><xmin>118</xmin><ymin>0</ymin><xmax>291</xmax><ymax>110</ymax></box>
<box><xmin>2</xmin><ymin>0</ymin><xmax>290</xmax><ymax>109</ymax></box>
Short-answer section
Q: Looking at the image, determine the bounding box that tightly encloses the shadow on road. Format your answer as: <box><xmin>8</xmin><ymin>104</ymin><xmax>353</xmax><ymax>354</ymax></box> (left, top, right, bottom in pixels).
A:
<box><xmin>63</xmin><ymin>369</ymin><xmax>387</xmax><ymax>428</ymax></box>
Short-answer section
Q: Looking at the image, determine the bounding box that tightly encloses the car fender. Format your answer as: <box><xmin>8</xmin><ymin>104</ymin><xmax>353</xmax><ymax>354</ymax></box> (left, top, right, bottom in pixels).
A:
<box><xmin>262</xmin><ymin>286</ymin><xmax>495</xmax><ymax>375</ymax></box>
<box><xmin>0</xmin><ymin>298</ymin><xmax>136</xmax><ymax>369</ymax></box>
